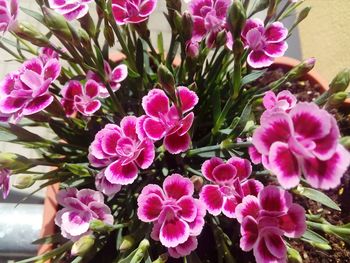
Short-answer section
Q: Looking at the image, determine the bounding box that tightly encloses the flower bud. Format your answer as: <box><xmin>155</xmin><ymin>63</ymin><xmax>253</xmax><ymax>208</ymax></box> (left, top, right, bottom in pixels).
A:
<box><xmin>71</xmin><ymin>235</ymin><xmax>95</xmax><ymax>257</ymax></box>
<box><xmin>157</xmin><ymin>64</ymin><xmax>176</xmax><ymax>99</ymax></box>
<box><xmin>232</xmin><ymin>38</ymin><xmax>244</xmax><ymax>58</ymax></box>
<box><xmin>215</xmin><ymin>30</ymin><xmax>228</xmax><ymax>47</ymax></box>
<box><xmin>287</xmin><ymin>247</ymin><xmax>302</xmax><ymax>263</ymax></box>
<box><xmin>0</xmin><ymin>153</ymin><xmax>31</xmax><ymax>171</ymax></box>
<box><xmin>42</xmin><ymin>6</ymin><xmax>72</xmax><ymax>40</ymax></box>
<box><xmin>227</xmin><ymin>0</ymin><xmax>246</xmax><ymax>40</ymax></box>
<box><xmin>89</xmin><ymin>219</ymin><xmax>114</xmax><ymax>232</ymax></box>
<box><xmin>78</xmin><ymin>13</ymin><xmax>96</xmax><ymax>38</ymax></box>
<box><xmin>133</xmin><ymin>21</ymin><xmax>150</xmax><ymax>40</ymax></box>
<box><xmin>181</xmin><ymin>11</ymin><xmax>193</xmax><ymax>42</ymax></box>
<box><xmin>152</xmin><ymin>254</ymin><xmax>168</xmax><ymax>263</ymax></box>
<box><xmin>104</xmin><ymin>22</ymin><xmax>115</xmax><ymax>47</ymax></box>
<box><xmin>297</xmin><ymin>6</ymin><xmax>311</xmax><ymax>24</ymax></box>
<box><xmin>265</xmin><ymin>0</ymin><xmax>277</xmax><ymax>23</ymax></box>
<box><xmin>13</xmin><ymin>174</ymin><xmax>35</xmax><ymax>189</ymax></box>
<box><xmin>190</xmin><ymin>175</ymin><xmax>204</xmax><ymax>192</ymax></box>
<box><xmin>166</xmin><ymin>0</ymin><xmax>181</xmax><ymax>13</ymax></box>
<box><xmin>186</xmin><ymin>40</ymin><xmax>199</xmax><ymax>58</ymax></box>
<box><xmin>329</xmin><ymin>68</ymin><xmax>350</xmax><ymax>94</ymax></box>
<box><xmin>119</xmin><ymin>235</ymin><xmax>135</xmax><ymax>252</ymax></box>
<box><xmin>131</xmin><ymin>239</ymin><xmax>150</xmax><ymax>263</ymax></box>
<box><xmin>287</xmin><ymin>57</ymin><xmax>316</xmax><ymax>80</ymax></box>
<box><xmin>326</xmin><ymin>92</ymin><xmax>348</xmax><ymax>108</ymax></box>
<box><xmin>13</xmin><ymin>22</ymin><xmax>49</xmax><ymax>47</ymax></box>
<box><xmin>340</xmin><ymin>136</ymin><xmax>350</xmax><ymax>150</ymax></box>
<box><xmin>78</xmin><ymin>28</ymin><xmax>91</xmax><ymax>47</ymax></box>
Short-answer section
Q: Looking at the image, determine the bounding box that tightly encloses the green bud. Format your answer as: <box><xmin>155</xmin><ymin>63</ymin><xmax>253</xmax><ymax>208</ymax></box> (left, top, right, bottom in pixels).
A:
<box><xmin>157</xmin><ymin>64</ymin><xmax>176</xmax><ymax>99</ymax></box>
<box><xmin>166</xmin><ymin>0</ymin><xmax>181</xmax><ymax>13</ymax></box>
<box><xmin>0</xmin><ymin>153</ymin><xmax>31</xmax><ymax>171</ymax></box>
<box><xmin>131</xmin><ymin>239</ymin><xmax>150</xmax><ymax>263</ymax></box>
<box><xmin>265</xmin><ymin>0</ymin><xmax>277</xmax><ymax>23</ymax></box>
<box><xmin>297</xmin><ymin>6</ymin><xmax>311</xmax><ymax>24</ymax></box>
<box><xmin>133</xmin><ymin>21</ymin><xmax>150</xmax><ymax>40</ymax></box>
<box><xmin>152</xmin><ymin>254</ymin><xmax>168</xmax><ymax>263</ymax></box>
<box><xmin>190</xmin><ymin>175</ymin><xmax>204</xmax><ymax>192</ymax></box>
<box><xmin>340</xmin><ymin>136</ymin><xmax>350</xmax><ymax>150</ymax></box>
<box><xmin>326</xmin><ymin>91</ymin><xmax>348</xmax><ymax>108</ymax></box>
<box><xmin>71</xmin><ymin>235</ymin><xmax>95</xmax><ymax>257</ymax></box>
<box><xmin>78</xmin><ymin>28</ymin><xmax>91</xmax><ymax>47</ymax></box>
<box><xmin>13</xmin><ymin>22</ymin><xmax>49</xmax><ymax>47</ymax></box>
<box><xmin>173</xmin><ymin>11</ymin><xmax>183</xmax><ymax>35</ymax></box>
<box><xmin>181</xmin><ymin>11</ymin><xmax>193</xmax><ymax>42</ymax></box>
<box><xmin>104</xmin><ymin>22</ymin><xmax>115</xmax><ymax>47</ymax></box>
<box><xmin>13</xmin><ymin>174</ymin><xmax>35</xmax><ymax>189</ymax></box>
<box><xmin>227</xmin><ymin>0</ymin><xmax>247</xmax><ymax>40</ymax></box>
<box><xmin>42</xmin><ymin>6</ymin><xmax>72</xmax><ymax>40</ymax></box>
<box><xmin>287</xmin><ymin>247</ymin><xmax>302</xmax><ymax>263</ymax></box>
<box><xmin>329</xmin><ymin>68</ymin><xmax>350</xmax><ymax>94</ymax></box>
<box><xmin>287</xmin><ymin>57</ymin><xmax>316</xmax><ymax>80</ymax></box>
<box><xmin>78</xmin><ymin>13</ymin><xmax>96</xmax><ymax>38</ymax></box>
<box><xmin>119</xmin><ymin>235</ymin><xmax>135</xmax><ymax>252</ymax></box>
<box><xmin>89</xmin><ymin>219</ymin><xmax>114</xmax><ymax>233</ymax></box>
<box><xmin>215</xmin><ymin>30</ymin><xmax>228</xmax><ymax>47</ymax></box>
<box><xmin>306</xmin><ymin>240</ymin><xmax>332</xmax><ymax>251</ymax></box>
<box><xmin>232</xmin><ymin>38</ymin><xmax>244</xmax><ymax>57</ymax></box>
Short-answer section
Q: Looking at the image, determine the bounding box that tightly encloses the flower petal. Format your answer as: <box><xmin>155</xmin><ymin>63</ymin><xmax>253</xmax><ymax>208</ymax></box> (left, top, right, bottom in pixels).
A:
<box><xmin>143</xmin><ymin>117</ymin><xmax>166</xmax><ymax>140</ymax></box>
<box><xmin>227</xmin><ymin>157</ymin><xmax>252</xmax><ymax>181</ymax></box>
<box><xmin>264</xmin><ymin>41</ymin><xmax>288</xmax><ymax>58</ymax></box>
<box><xmin>201</xmin><ymin>157</ymin><xmax>224</xmax><ymax>182</ymax></box>
<box><xmin>222</xmin><ymin>197</ymin><xmax>238</xmax><ymax>218</ymax></box>
<box><xmin>177</xmin><ymin>86</ymin><xmax>199</xmax><ymax>113</ymax></box>
<box><xmin>105</xmin><ymin>160</ymin><xmax>138</xmax><ymax>185</ymax></box>
<box><xmin>240</xmin><ymin>215</ymin><xmax>259</xmax><ymax>251</ymax></box>
<box><xmin>247</xmin><ymin>50</ymin><xmax>274</xmax><ymax>68</ymax></box>
<box><xmin>259</xmin><ymin>186</ymin><xmax>292</xmax><ymax>216</ymax></box>
<box><xmin>199</xmin><ymin>185</ymin><xmax>223</xmax><ymax>216</ymax></box>
<box><xmin>164</xmin><ymin>132</ymin><xmax>191</xmax><ymax>154</ymax></box>
<box><xmin>265</xmin><ymin>22</ymin><xmax>288</xmax><ymax>43</ymax></box>
<box><xmin>137</xmin><ymin>193</ymin><xmax>163</xmax><ymax>222</ymax></box>
<box><xmin>163</xmin><ymin>173</ymin><xmax>194</xmax><ymax>200</ymax></box>
<box><xmin>279</xmin><ymin>203</ymin><xmax>306</xmax><ymax>238</ymax></box>
<box><xmin>111</xmin><ymin>64</ymin><xmax>128</xmax><ymax>82</ymax></box>
<box><xmin>212</xmin><ymin>163</ymin><xmax>237</xmax><ymax>184</ymax></box>
<box><xmin>142</xmin><ymin>89</ymin><xmax>169</xmax><ymax>119</ymax></box>
<box><xmin>159</xmin><ymin>218</ymin><xmax>190</xmax><ymax>248</ymax></box>
<box><xmin>235</xmin><ymin>195</ymin><xmax>260</xmax><ymax>223</ymax></box>
<box><xmin>177</xmin><ymin>196</ymin><xmax>197</xmax><ymax>222</ymax></box>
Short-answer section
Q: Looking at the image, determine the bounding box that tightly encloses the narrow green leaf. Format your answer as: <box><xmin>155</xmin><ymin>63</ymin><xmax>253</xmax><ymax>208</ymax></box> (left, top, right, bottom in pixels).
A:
<box><xmin>0</xmin><ymin>130</ymin><xmax>16</xmax><ymax>141</ymax></box>
<box><xmin>64</xmin><ymin>163</ymin><xmax>90</xmax><ymax>177</ymax></box>
<box><xmin>157</xmin><ymin>33</ymin><xmax>164</xmax><ymax>60</ymax></box>
<box><xmin>94</xmin><ymin>44</ymin><xmax>105</xmax><ymax>74</ymax></box>
<box><xmin>241</xmin><ymin>69</ymin><xmax>267</xmax><ymax>86</ymax></box>
<box><xmin>20</xmin><ymin>7</ymin><xmax>44</xmax><ymax>23</ymax></box>
<box><xmin>118</xmin><ymin>249</ymin><xmax>138</xmax><ymax>263</ymax></box>
<box><xmin>300</xmin><ymin>187</ymin><xmax>341</xmax><ymax>211</ymax></box>
<box><xmin>302</xmin><ymin>229</ymin><xmax>329</xmax><ymax>244</ymax></box>
<box><xmin>249</xmin><ymin>0</ymin><xmax>269</xmax><ymax>17</ymax></box>
<box><xmin>32</xmin><ymin>234</ymin><xmax>64</xmax><ymax>245</ymax></box>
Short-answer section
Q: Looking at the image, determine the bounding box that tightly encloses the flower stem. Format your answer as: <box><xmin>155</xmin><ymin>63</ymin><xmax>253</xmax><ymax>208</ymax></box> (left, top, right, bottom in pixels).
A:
<box><xmin>187</xmin><ymin>141</ymin><xmax>252</xmax><ymax>156</ymax></box>
<box><xmin>306</xmin><ymin>221</ymin><xmax>350</xmax><ymax>235</ymax></box>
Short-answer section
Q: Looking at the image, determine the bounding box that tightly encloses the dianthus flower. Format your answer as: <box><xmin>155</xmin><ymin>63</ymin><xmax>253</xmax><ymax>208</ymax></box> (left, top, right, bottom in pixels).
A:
<box><xmin>199</xmin><ymin>156</ymin><xmax>263</xmax><ymax>218</ymax></box>
<box><xmin>236</xmin><ymin>186</ymin><xmax>306</xmax><ymax>263</ymax></box>
<box><xmin>88</xmin><ymin>116</ymin><xmax>155</xmax><ymax>191</ymax></box>
<box><xmin>55</xmin><ymin>188</ymin><xmax>113</xmax><ymax>241</ymax></box>
<box><xmin>0</xmin><ymin>57</ymin><xmax>61</xmax><ymax>122</ymax></box>
<box><xmin>0</xmin><ymin>0</ymin><xmax>18</xmax><ymax>33</ymax></box>
<box><xmin>0</xmin><ymin>168</ymin><xmax>10</xmax><ymax>199</ymax></box>
<box><xmin>242</xmin><ymin>18</ymin><xmax>288</xmax><ymax>68</ymax></box>
<box><xmin>48</xmin><ymin>0</ymin><xmax>93</xmax><ymax>20</ymax></box>
<box><xmin>140</xmin><ymin>87</ymin><xmax>198</xmax><ymax>154</ymax></box>
<box><xmin>252</xmin><ymin>97</ymin><xmax>350</xmax><ymax>189</ymax></box>
<box><xmin>137</xmin><ymin>174</ymin><xmax>206</xmax><ymax>257</ymax></box>
<box><xmin>60</xmin><ymin>80</ymin><xmax>101</xmax><ymax>116</ymax></box>
<box><xmin>112</xmin><ymin>0</ymin><xmax>157</xmax><ymax>25</ymax></box>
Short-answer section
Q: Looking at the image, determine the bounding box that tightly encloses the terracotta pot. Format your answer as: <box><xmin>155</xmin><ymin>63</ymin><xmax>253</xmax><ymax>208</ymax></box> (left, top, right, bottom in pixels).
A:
<box><xmin>37</xmin><ymin>183</ymin><xmax>59</xmax><ymax>257</ymax></box>
<box><xmin>271</xmin><ymin>56</ymin><xmax>350</xmax><ymax>107</ymax></box>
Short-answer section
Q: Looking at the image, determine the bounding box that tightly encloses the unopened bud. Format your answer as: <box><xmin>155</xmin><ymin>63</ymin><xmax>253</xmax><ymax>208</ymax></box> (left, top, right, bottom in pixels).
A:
<box><xmin>119</xmin><ymin>235</ymin><xmax>135</xmax><ymax>252</ymax></box>
<box><xmin>71</xmin><ymin>235</ymin><xmax>95</xmax><ymax>257</ymax></box>
<box><xmin>306</xmin><ymin>240</ymin><xmax>332</xmax><ymax>251</ymax></box>
<box><xmin>340</xmin><ymin>136</ymin><xmax>350</xmax><ymax>150</ymax></box>
<box><xmin>78</xmin><ymin>13</ymin><xmax>96</xmax><ymax>38</ymax></box>
<box><xmin>190</xmin><ymin>175</ymin><xmax>204</xmax><ymax>192</ymax></box>
<box><xmin>326</xmin><ymin>92</ymin><xmax>348</xmax><ymax>108</ymax></box>
<box><xmin>0</xmin><ymin>153</ymin><xmax>31</xmax><ymax>171</ymax></box>
<box><xmin>182</xmin><ymin>12</ymin><xmax>193</xmax><ymax>41</ymax></box>
<box><xmin>104</xmin><ymin>23</ymin><xmax>115</xmax><ymax>47</ymax></box>
<box><xmin>227</xmin><ymin>0</ymin><xmax>246</xmax><ymax>40</ymax></box>
<box><xmin>13</xmin><ymin>22</ymin><xmax>49</xmax><ymax>47</ymax></box>
<box><xmin>42</xmin><ymin>7</ymin><xmax>72</xmax><ymax>40</ymax></box>
<box><xmin>287</xmin><ymin>57</ymin><xmax>316</xmax><ymax>80</ymax></box>
<box><xmin>297</xmin><ymin>7</ymin><xmax>311</xmax><ymax>24</ymax></box>
<box><xmin>13</xmin><ymin>174</ymin><xmax>35</xmax><ymax>189</ymax></box>
<box><xmin>78</xmin><ymin>28</ymin><xmax>91</xmax><ymax>47</ymax></box>
<box><xmin>133</xmin><ymin>21</ymin><xmax>150</xmax><ymax>40</ymax></box>
<box><xmin>89</xmin><ymin>219</ymin><xmax>114</xmax><ymax>233</ymax></box>
<box><xmin>152</xmin><ymin>253</ymin><xmax>168</xmax><ymax>263</ymax></box>
<box><xmin>329</xmin><ymin>68</ymin><xmax>350</xmax><ymax>94</ymax></box>
<box><xmin>131</xmin><ymin>239</ymin><xmax>150</xmax><ymax>263</ymax></box>
<box><xmin>265</xmin><ymin>0</ymin><xmax>277</xmax><ymax>23</ymax></box>
<box><xmin>287</xmin><ymin>247</ymin><xmax>302</xmax><ymax>263</ymax></box>
<box><xmin>186</xmin><ymin>40</ymin><xmax>199</xmax><ymax>58</ymax></box>
<box><xmin>166</xmin><ymin>0</ymin><xmax>181</xmax><ymax>13</ymax></box>
<box><xmin>232</xmin><ymin>38</ymin><xmax>244</xmax><ymax>57</ymax></box>
<box><xmin>215</xmin><ymin>30</ymin><xmax>228</xmax><ymax>47</ymax></box>
<box><xmin>158</xmin><ymin>64</ymin><xmax>176</xmax><ymax>98</ymax></box>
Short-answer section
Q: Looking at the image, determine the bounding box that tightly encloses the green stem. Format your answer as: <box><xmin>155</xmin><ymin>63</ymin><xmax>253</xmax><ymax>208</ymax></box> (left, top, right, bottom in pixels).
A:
<box><xmin>166</xmin><ymin>34</ymin><xmax>177</xmax><ymax>67</ymax></box>
<box><xmin>232</xmin><ymin>57</ymin><xmax>242</xmax><ymax>99</ymax></box>
<box><xmin>0</xmin><ymin>41</ymin><xmax>22</xmax><ymax>60</ymax></box>
<box><xmin>306</xmin><ymin>221</ymin><xmax>350</xmax><ymax>235</ymax></box>
<box><xmin>105</xmin><ymin>83</ymin><xmax>126</xmax><ymax>116</ymax></box>
<box><xmin>212</xmin><ymin>97</ymin><xmax>235</xmax><ymax>135</ymax></box>
<box><xmin>184</xmin><ymin>166</ymin><xmax>202</xmax><ymax>176</ymax></box>
<box><xmin>187</xmin><ymin>141</ymin><xmax>252</xmax><ymax>156</ymax></box>
<box><xmin>274</xmin><ymin>1</ymin><xmax>290</xmax><ymax>21</ymax></box>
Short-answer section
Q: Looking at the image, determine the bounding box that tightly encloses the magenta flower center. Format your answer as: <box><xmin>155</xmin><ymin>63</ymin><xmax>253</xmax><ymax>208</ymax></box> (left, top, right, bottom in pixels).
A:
<box><xmin>116</xmin><ymin>137</ymin><xmax>138</xmax><ymax>157</ymax></box>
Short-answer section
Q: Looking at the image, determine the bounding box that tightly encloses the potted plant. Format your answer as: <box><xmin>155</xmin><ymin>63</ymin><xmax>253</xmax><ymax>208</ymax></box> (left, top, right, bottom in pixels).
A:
<box><xmin>0</xmin><ymin>0</ymin><xmax>349</xmax><ymax>262</ymax></box>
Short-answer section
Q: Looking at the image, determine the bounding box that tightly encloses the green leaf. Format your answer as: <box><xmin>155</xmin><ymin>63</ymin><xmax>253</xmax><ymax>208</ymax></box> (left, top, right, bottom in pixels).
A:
<box><xmin>302</xmin><ymin>229</ymin><xmax>329</xmax><ymax>244</ymax></box>
<box><xmin>241</xmin><ymin>69</ymin><xmax>267</xmax><ymax>86</ymax></box>
<box><xmin>135</xmin><ymin>39</ymin><xmax>144</xmax><ymax>76</ymax></box>
<box><xmin>118</xmin><ymin>249</ymin><xmax>138</xmax><ymax>263</ymax></box>
<box><xmin>0</xmin><ymin>130</ymin><xmax>16</xmax><ymax>141</ymax></box>
<box><xmin>94</xmin><ymin>44</ymin><xmax>105</xmax><ymax>75</ymax></box>
<box><xmin>157</xmin><ymin>33</ymin><xmax>164</xmax><ymax>60</ymax></box>
<box><xmin>64</xmin><ymin>163</ymin><xmax>90</xmax><ymax>177</ymax></box>
<box><xmin>249</xmin><ymin>0</ymin><xmax>269</xmax><ymax>17</ymax></box>
<box><xmin>299</xmin><ymin>187</ymin><xmax>341</xmax><ymax>211</ymax></box>
<box><xmin>32</xmin><ymin>234</ymin><xmax>64</xmax><ymax>245</ymax></box>
<box><xmin>127</xmin><ymin>66</ymin><xmax>141</xmax><ymax>78</ymax></box>
<box><xmin>20</xmin><ymin>7</ymin><xmax>44</xmax><ymax>23</ymax></box>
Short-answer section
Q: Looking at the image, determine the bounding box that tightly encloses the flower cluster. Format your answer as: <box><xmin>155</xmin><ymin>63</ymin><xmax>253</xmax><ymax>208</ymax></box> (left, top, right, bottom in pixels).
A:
<box><xmin>137</xmin><ymin>174</ymin><xmax>206</xmax><ymax>258</ymax></box>
<box><xmin>55</xmin><ymin>188</ymin><xmax>113</xmax><ymax>241</ymax></box>
<box><xmin>89</xmin><ymin>116</ymin><xmax>155</xmax><ymax>195</ymax></box>
<box><xmin>139</xmin><ymin>87</ymin><xmax>198</xmax><ymax>154</ymax></box>
<box><xmin>252</xmin><ymin>91</ymin><xmax>350</xmax><ymax>189</ymax></box>
<box><xmin>242</xmin><ymin>18</ymin><xmax>288</xmax><ymax>68</ymax></box>
<box><xmin>236</xmin><ymin>186</ymin><xmax>306</xmax><ymax>262</ymax></box>
<box><xmin>0</xmin><ymin>168</ymin><xmax>10</xmax><ymax>199</ymax></box>
<box><xmin>0</xmin><ymin>55</ymin><xmax>61</xmax><ymax>122</ymax></box>
<box><xmin>199</xmin><ymin>156</ymin><xmax>263</xmax><ymax>218</ymax></box>
<box><xmin>48</xmin><ymin>0</ymin><xmax>93</xmax><ymax>21</ymax></box>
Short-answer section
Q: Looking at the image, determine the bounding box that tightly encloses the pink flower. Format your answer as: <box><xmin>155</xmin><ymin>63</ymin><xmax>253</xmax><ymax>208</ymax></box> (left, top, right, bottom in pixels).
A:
<box><xmin>0</xmin><ymin>0</ymin><xmax>18</xmax><ymax>33</ymax></box>
<box><xmin>252</xmin><ymin>102</ymin><xmax>350</xmax><ymax>189</ymax></box>
<box><xmin>137</xmin><ymin>174</ymin><xmax>206</xmax><ymax>252</ymax></box>
<box><xmin>235</xmin><ymin>186</ymin><xmax>306</xmax><ymax>263</ymax></box>
<box><xmin>61</xmin><ymin>80</ymin><xmax>101</xmax><ymax>116</ymax></box>
<box><xmin>186</xmin><ymin>40</ymin><xmax>199</xmax><ymax>58</ymax></box>
<box><xmin>111</xmin><ymin>0</ymin><xmax>157</xmax><ymax>25</ymax></box>
<box><xmin>0</xmin><ymin>57</ymin><xmax>61</xmax><ymax>122</ymax></box>
<box><xmin>48</xmin><ymin>0</ymin><xmax>93</xmax><ymax>21</ymax></box>
<box><xmin>39</xmin><ymin>47</ymin><xmax>60</xmax><ymax>64</ymax></box>
<box><xmin>88</xmin><ymin>116</ymin><xmax>155</xmax><ymax>191</ymax></box>
<box><xmin>263</xmin><ymin>90</ymin><xmax>296</xmax><ymax>112</ymax></box>
<box><xmin>140</xmin><ymin>87</ymin><xmax>198</xmax><ymax>154</ymax></box>
<box><xmin>199</xmin><ymin>157</ymin><xmax>263</xmax><ymax>218</ymax></box>
<box><xmin>55</xmin><ymin>188</ymin><xmax>113</xmax><ymax>241</ymax></box>
<box><xmin>95</xmin><ymin>170</ymin><xmax>122</xmax><ymax>197</ymax></box>
<box><xmin>87</xmin><ymin>61</ymin><xmax>128</xmax><ymax>98</ymax></box>
<box><xmin>189</xmin><ymin>0</ymin><xmax>231</xmax><ymax>48</ymax></box>
<box><xmin>0</xmin><ymin>168</ymin><xmax>10</xmax><ymax>199</ymax></box>
<box><xmin>242</xmin><ymin>18</ymin><xmax>288</xmax><ymax>68</ymax></box>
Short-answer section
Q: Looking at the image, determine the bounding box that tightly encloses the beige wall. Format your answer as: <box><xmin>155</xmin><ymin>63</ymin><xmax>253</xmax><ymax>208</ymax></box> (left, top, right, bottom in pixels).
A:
<box><xmin>298</xmin><ymin>0</ymin><xmax>350</xmax><ymax>83</ymax></box>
